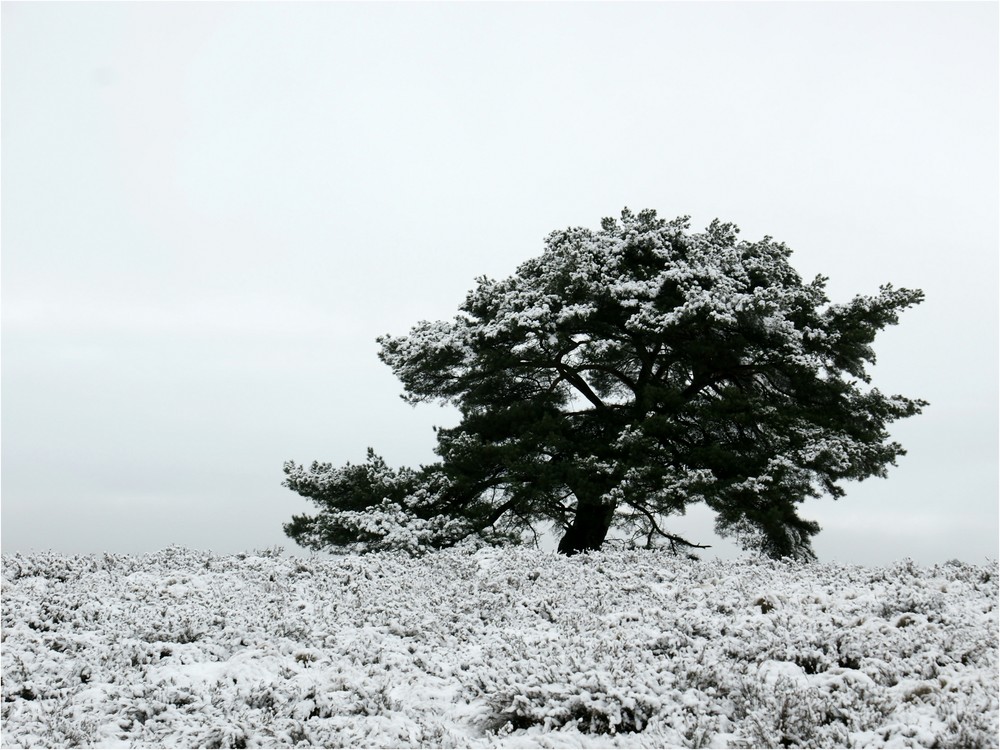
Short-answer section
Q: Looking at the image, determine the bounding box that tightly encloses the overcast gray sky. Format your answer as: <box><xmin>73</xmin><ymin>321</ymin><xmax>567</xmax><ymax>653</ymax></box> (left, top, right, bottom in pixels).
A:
<box><xmin>3</xmin><ymin>2</ymin><xmax>997</xmax><ymax>565</ymax></box>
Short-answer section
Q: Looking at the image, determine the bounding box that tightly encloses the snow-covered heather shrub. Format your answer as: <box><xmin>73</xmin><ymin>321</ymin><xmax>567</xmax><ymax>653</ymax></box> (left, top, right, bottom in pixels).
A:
<box><xmin>731</xmin><ymin>664</ymin><xmax>894</xmax><ymax>748</ymax></box>
<box><xmin>2</xmin><ymin>547</ymin><xmax>997</xmax><ymax>749</ymax></box>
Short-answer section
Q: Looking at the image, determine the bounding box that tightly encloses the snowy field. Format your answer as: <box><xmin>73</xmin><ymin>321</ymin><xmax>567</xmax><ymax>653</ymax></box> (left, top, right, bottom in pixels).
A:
<box><xmin>1</xmin><ymin>546</ymin><xmax>997</xmax><ymax>749</ymax></box>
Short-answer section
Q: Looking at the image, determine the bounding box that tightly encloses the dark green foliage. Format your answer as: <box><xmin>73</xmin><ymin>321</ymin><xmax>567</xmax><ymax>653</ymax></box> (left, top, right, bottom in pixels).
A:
<box><xmin>284</xmin><ymin>209</ymin><xmax>925</xmax><ymax>559</ymax></box>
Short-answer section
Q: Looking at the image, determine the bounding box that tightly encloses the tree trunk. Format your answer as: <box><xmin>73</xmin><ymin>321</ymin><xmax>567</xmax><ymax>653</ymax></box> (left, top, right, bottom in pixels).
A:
<box><xmin>557</xmin><ymin>493</ymin><xmax>616</xmax><ymax>555</ymax></box>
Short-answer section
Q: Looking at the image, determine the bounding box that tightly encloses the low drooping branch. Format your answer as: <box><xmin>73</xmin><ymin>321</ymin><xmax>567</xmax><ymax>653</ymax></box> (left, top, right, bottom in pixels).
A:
<box><xmin>479</xmin><ymin>497</ymin><xmax>518</xmax><ymax>531</ymax></box>
<box><xmin>627</xmin><ymin>499</ymin><xmax>712</xmax><ymax>553</ymax></box>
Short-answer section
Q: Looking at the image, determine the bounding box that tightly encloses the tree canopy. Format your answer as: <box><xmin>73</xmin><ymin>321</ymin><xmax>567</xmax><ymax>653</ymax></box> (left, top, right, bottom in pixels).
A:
<box><xmin>283</xmin><ymin>209</ymin><xmax>925</xmax><ymax>560</ymax></box>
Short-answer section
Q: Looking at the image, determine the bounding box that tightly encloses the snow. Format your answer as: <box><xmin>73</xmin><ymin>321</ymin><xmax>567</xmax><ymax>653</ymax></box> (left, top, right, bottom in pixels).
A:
<box><xmin>2</xmin><ymin>547</ymin><xmax>996</xmax><ymax>748</ymax></box>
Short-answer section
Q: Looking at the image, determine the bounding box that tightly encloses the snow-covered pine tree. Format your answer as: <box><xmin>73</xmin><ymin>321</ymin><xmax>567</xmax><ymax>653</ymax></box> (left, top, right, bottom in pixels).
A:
<box><xmin>284</xmin><ymin>209</ymin><xmax>925</xmax><ymax>560</ymax></box>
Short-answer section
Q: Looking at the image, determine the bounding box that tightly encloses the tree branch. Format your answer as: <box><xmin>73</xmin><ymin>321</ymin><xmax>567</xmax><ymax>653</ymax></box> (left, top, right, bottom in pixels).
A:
<box><xmin>556</xmin><ymin>363</ymin><xmax>608</xmax><ymax>411</ymax></box>
<box><xmin>626</xmin><ymin>500</ymin><xmax>712</xmax><ymax>552</ymax></box>
<box><xmin>480</xmin><ymin>497</ymin><xmax>518</xmax><ymax>530</ymax></box>
<box><xmin>577</xmin><ymin>363</ymin><xmax>638</xmax><ymax>394</ymax></box>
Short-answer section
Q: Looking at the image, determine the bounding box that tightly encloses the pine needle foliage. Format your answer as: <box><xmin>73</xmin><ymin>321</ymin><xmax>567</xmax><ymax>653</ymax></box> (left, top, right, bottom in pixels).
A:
<box><xmin>284</xmin><ymin>209</ymin><xmax>925</xmax><ymax>559</ymax></box>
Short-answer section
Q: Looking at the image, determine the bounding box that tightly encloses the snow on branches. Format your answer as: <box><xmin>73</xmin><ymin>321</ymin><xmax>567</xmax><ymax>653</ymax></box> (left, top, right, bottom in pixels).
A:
<box><xmin>286</xmin><ymin>209</ymin><xmax>926</xmax><ymax>559</ymax></box>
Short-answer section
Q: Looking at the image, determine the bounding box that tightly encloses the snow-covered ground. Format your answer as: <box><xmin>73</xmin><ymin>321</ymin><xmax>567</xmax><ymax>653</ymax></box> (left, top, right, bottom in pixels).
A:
<box><xmin>2</xmin><ymin>546</ymin><xmax>996</xmax><ymax>748</ymax></box>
